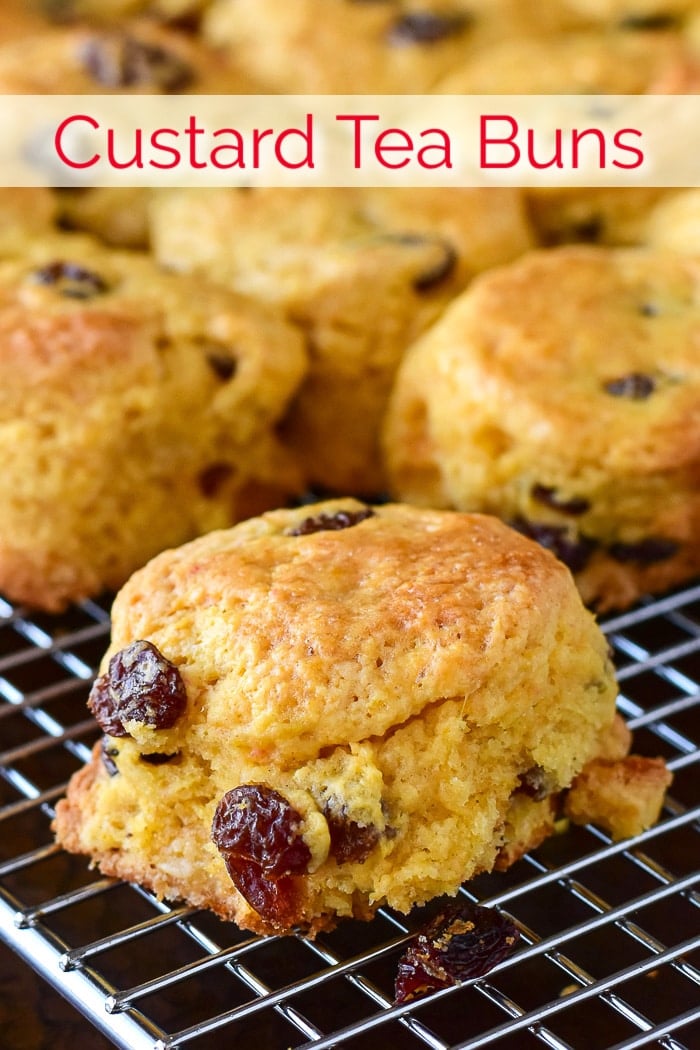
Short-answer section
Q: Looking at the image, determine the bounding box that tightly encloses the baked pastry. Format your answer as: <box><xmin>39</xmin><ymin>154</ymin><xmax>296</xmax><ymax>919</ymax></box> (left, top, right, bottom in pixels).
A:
<box><xmin>0</xmin><ymin>17</ymin><xmax>254</xmax><ymax>94</ymax></box>
<box><xmin>384</xmin><ymin>246</ymin><xmax>700</xmax><ymax>611</ymax></box>
<box><xmin>150</xmin><ymin>186</ymin><xmax>534</xmax><ymax>494</ymax></box>
<box><xmin>527</xmin><ymin>188</ymin><xmax>673</xmax><ymax>249</ymax></box>
<box><xmin>202</xmin><ymin>0</ymin><xmax>586</xmax><ymax>95</ymax></box>
<box><xmin>0</xmin><ymin>233</ymin><xmax>306</xmax><ymax>611</ymax></box>
<box><xmin>435</xmin><ymin>23</ymin><xmax>700</xmax><ymax>92</ymax></box>
<box><xmin>54</xmin><ymin>499</ymin><xmax>620</xmax><ymax>936</ymax></box>
<box><xmin>55</xmin><ymin>188</ymin><xmax>152</xmax><ymax>251</ymax></box>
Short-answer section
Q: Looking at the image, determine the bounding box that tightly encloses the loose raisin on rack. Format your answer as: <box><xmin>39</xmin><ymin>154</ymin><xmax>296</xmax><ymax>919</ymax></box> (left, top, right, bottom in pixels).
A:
<box><xmin>287</xmin><ymin>507</ymin><xmax>375</xmax><ymax>536</ymax></box>
<box><xmin>325</xmin><ymin>805</ymin><xmax>380</xmax><ymax>865</ymax></box>
<box><xmin>88</xmin><ymin>640</ymin><xmax>187</xmax><ymax>736</ymax></box>
<box><xmin>31</xmin><ymin>260</ymin><xmax>108</xmax><ymax>300</ymax></box>
<box><xmin>387</xmin><ymin>11</ymin><xmax>471</xmax><ymax>45</ymax></box>
<box><xmin>608</xmin><ymin>537</ymin><xmax>679</xmax><ymax>565</ymax></box>
<box><xmin>394</xmin><ymin>900</ymin><xmax>519</xmax><ymax>1004</ymax></box>
<box><xmin>80</xmin><ymin>32</ymin><xmax>194</xmax><ymax>92</ymax></box>
<box><xmin>100</xmin><ymin>738</ymin><xmax>120</xmax><ymax>776</ymax></box>
<box><xmin>531</xmin><ymin>485</ymin><xmax>590</xmax><ymax>517</ymax></box>
<box><xmin>510</xmin><ymin>519</ymin><xmax>597</xmax><ymax>573</ymax></box>
<box><xmin>603</xmin><ymin>373</ymin><xmax>656</xmax><ymax>399</ymax></box>
<box><xmin>212</xmin><ymin>785</ymin><xmax>311</xmax><ymax>926</ymax></box>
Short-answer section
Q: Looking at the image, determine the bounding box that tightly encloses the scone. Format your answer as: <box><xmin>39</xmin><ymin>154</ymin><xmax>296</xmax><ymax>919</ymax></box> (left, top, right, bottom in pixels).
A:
<box><xmin>384</xmin><ymin>246</ymin><xmax>700</xmax><ymax>611</ymax></box>
<box><xmin>150</xmin><ymin>186</ymin><xmax>534</xmax><ymax>494</ymax></box>
<box><xmin>526</xmin><ymin>188</ymin><xmax>674</xmax><ymax>249</ymax></box>
<box><xmin>0</xmin><ymin>233</ymin><xmax>306</xmax><ymax>611</ymax></box>
<box><xmin>435</xmin><ymin>23</ymin><xmax>700</xmax><ymax>93</ymax></box>
<box><xmin>0</xmin><ymin>17</ymin><xmax>254</xmax><ymax>94</ymax></box>
<box><xmin>54</xmin><ymin>499</ymin><xmax>619</xmax><ymax>936</ymax></box>
<box><xmin>202</xmin><ymin>0</ymin><xmax>586</xmax><ymax>95</ymax></box>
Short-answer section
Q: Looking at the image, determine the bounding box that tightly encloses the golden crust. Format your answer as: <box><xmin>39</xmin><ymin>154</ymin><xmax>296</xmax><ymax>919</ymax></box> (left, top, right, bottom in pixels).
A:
<box><xmin>385</xmin><ymin>246</ymin><xmax>700</xmax><ymax>611</ymax></box>
<box><xmin>150</xmin><ymin>186</ymin><xmax>534</xmax><ymax>494</ymax></box>
<box><xmin>0</xmin><ymin>18</ymin><xmax>256</xmax><ymax>94</ymax></box>
<box><xmin>55</xmin><ymin>500</ymin><xmax>618</xmax><ymax>934</ymax></box>
<box><xmin>0</xmin><ymin>234</ymin><xmax>306</xmax><ymax>610</ymax></box>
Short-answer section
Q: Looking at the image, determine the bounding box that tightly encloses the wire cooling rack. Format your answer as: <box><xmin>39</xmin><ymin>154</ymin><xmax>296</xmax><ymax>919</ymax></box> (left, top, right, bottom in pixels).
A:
<box><xmin>0</xmin><ymin>584</ymin><xmax>698</xmax><ymax>1050</ymax></box>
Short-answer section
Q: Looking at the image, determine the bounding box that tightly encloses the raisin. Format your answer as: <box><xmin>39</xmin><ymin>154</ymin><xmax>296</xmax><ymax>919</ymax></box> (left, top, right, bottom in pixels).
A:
<box><xmin>205</xmin><ymin>348</ymin><xmax>237</xmax><ymax>381</ymax></box>
<box><xmin>79</xmin><ymin>32</ymin><xmax>193</xmax><ymax>92</ymax></box>
<box><xmin>287</xmin><ymin>507</ymin><xmax>375</xmax><ymax>536</ymax></box>
<box><xmin>510</xmin><ymin>519</ymin><xmax>597</xmax><ymax>573</ymax></box>
<box><xmin>31</xmin><ymin>260</ymin><xmax>108</xmax><ymax>299</ymax></box>
<box><xmin>639</xmin><ymin>302</ymin><xmax>659</xmax><ymax>317</ymax></box>
<box><xmin>387</xmin><ymin>11</ymin><xmax>471</xmax><ymax>45</ymax></box>
<box><xmin>619</xmin><ymin>13</ymin><xmax>677</xmax><ymax>31</ymax></box>
<box><xmin>608</xmin><ymin>537</ymin><xmax>679</xmax><ymax>564</ymax></box>
<box><xmin>531</xmin><ymin>484</ymin><xmax>590</xmax><ymax>517</ymax></box>
<box><xmin>325</xmin><ymin>805</ymin><xmax>380</xmax><ymax>864</ymax></box>
<box><xmin>517</xmin><ymin>765</ymin><xmax>551</xmax><ymax>801</ymax></box>
<box><xmin>100</xmin><ymin>738</ymin><xmax>120</xmax><ymax>776</ymax></box>
<box><xmin>139</xmin><ymin>751</ymin><xmax>181</xmax><ymax>765</ymax></box>
<box><xmin>378</xmin><ymin>233</ymin><xmax>457</xmax><ymax>292</ymax></box>
<box><xmin>197</xmin><ymin>463</ymin><xmax>235</xmax><ymax>498</ymax></box>
<box><xmin>89</xmin><ymin>676</ymin><xmax>128</xmax><ymax>738</ymax></box>
<box><xmin>88</xmin><ymin>640</ymin><xmax>187</xmax><ymax>736</ymax></box>
<box><xmin>212</xmin><ymin>785</ymin><xmax>311</xmax><ymax>926</ymax></box>
<box><xmin>603</xmin><ymin>373</ymin><xmax>656</xmax><ymax>399</ymax></box>
<box><xmin>394</xmin><ymin>900</ymin><xmax>519</xmax><ymax>1003</ymax></box>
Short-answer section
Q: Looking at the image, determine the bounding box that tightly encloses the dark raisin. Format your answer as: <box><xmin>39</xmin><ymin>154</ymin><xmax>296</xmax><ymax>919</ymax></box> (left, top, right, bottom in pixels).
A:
<box><xmin>100</xmin><ymin>737</ymin><xmax>120</xmax><ymax>776</ymax></box>
<box><xmin>619</xmin><ymin>13</ymin><xmax>677</xmax><ymax>31</ymax></box>
<box><xmin>288</xmin><ymin>507</ymin><xmax>375</xmax><ymax>536</ymax></box>
<box><xmin>89</xmin><ymin>676</ymin><xmax>128</xmax><ymax>738</ymax></box>
<box><xmin>205</xmin><ymin>348</ymin><xmax>237</xmax><ymax>381</ymax></box>
<box><xmin>197</xmin><ymin>463</ymin><xmax>235</xmax><ymax>498</ymax></box>
<box><xmin>325</xmin><ymin>805</ymin><xmax>380</xmax><ymax>864</ymax></box>
<box><xmin>603</xmin><ymin>373</ymin><xmax>656</xmax><ymax>399</ymax></box>
<box><xmin>510</xmin><ymin>519</ymin><xmax>597</xmax><ymax>573</ymax></box>
<box><xmin>139</xmin><ymin>751</ymin><xmax>181</xmax><ymax>765</ymax></box>
<box><xmin>79</xmin><ymin>32</ymin><xmax>194</xmax><ymax>92</ymax></box>
<box><xmin>31</xmin><ymin>260</ymin><xmax>108</xmax><ymax>300</ymax></box>
<box><xmin>394</xmin><ymin>900</ymin><xmax>519</xmax><ymax>1003</ymax></box>
<box><xmin>517</xmin><ymin>765</ymin><xmax>551</xmax><ymax>802</ymax></box>
<box><xmin>413</xmin><ymin>243</ymin><xmax>457</xmax><ymax>291</ymax></box>
<box><xmin>377</xmin><ymin>233</ymin><xmax>457</xmax><ymax>292</ymax></box>
<box><xmin>608</xmin><ymin>537</ymin><xmax>679</xmax><ymax>564</ymax></box>
<box><xmin>639</xmin><ymin>302</ymin><xmax>659</xmax><ymax>317</ymax></box>
<box><xmin>531</xmin><ymin>484</ymin><xmax>590</xmax><ymax>517</ymax></box>
<box><xmin>212</xmin><ymin>784</ymin><xmax>311</xmax><ymax>926</ymax></box>
<box><xmin>387</xmin><ymin>11</ymin><xmax>471</xmax><ymax>45</ymax></box>
<box><xmin>88</xmin><ymin>640</ymin><xmax>187</xmax><ymax>736</ymax></box>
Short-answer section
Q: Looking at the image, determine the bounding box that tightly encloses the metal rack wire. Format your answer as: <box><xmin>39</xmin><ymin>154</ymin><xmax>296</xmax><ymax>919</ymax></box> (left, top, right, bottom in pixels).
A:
<box><xmin>0</xmin><ymin>584</ymin><xmax>698</xmax><ymax>1050</ymax></box>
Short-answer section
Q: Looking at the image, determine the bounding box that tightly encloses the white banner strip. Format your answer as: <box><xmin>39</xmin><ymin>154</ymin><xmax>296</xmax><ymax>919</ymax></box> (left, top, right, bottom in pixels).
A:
<box><xmin>2</xmin><ymin>94</ymin><xmax>698</xmax><ymax>187</ymax></box>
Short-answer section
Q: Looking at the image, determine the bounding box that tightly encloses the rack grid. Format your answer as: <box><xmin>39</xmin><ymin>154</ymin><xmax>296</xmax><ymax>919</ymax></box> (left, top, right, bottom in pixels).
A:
<box><xmin>0</xmin><ymin>584</ymin><xmax>698</xmax><ymax>1050</ymax></box>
